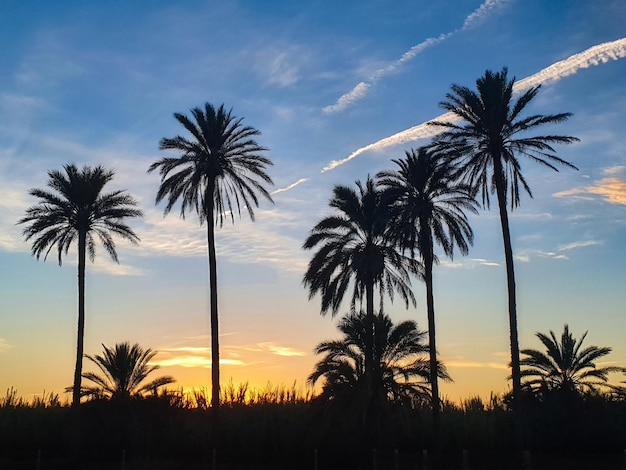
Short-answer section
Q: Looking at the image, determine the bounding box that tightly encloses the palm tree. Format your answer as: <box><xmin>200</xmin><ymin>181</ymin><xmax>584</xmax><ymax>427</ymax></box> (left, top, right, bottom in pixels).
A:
<box><xmin>302</xmin><ymin>177</ymin><xmax>419</xmax><ymax>382</ymax></box>
<box><xmin>79</xmin><ymin>342</ymin><xmax>175</xmax><ymax>400</ymax></box>
<box><xmin>431</xmin><ymin>68</ymin><xmax>579</xmax><ymax>407</ymax></box>
<box><xmin>19</xmin><ymin>164</ymin><xmax>142</xmax><ymax>408</ymax></box>
<box><xmin>309</xmin><ymin>310</ymin><xmax>451</xmax><ymax>412</ymax></box>
<box><xmin>377</xmin><ymin>146</ymin><xmax>477</xmax><ymax>431</ymax></box>
<box><xmin>149</xmin><ymin>103</ymin><xmax>273</xmax><ymax>411</ymax></box>
<box><xmin>520</xmin><ymin>324</ymin><xmax>624</xmax><ymax>396</ymax></box>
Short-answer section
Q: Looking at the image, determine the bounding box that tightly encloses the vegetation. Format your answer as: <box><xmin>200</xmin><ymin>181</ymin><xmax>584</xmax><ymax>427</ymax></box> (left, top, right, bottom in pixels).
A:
<box><xmin>430</xmin><ymin>67</ymin><xmax>579</xmax><ymax>412</ymax></box>
<box><xmin>309</xmin><ymin>310</ymin><xmax>450</xmax><ymax>432</ymax></box>
<box><xmin>78</xmin><ymin>342</ymin><xmax>175</xmax><ymax>401</ymax></box>
<box><xmin>520</xmin><ymin>324</ymin><xmax>624</xmax><ymax>397</ymax></box>
<box><xmin>377</xmin><ymin>147</ymin><xmax>477</xmax><ymax>432</ymax></box>
<box><xmin>2</xmin><ymin>385</ymin><xmax>626</xmax><ymax>469</ymax></box>
<box><xmin>302</xmin><ymin>177</ymin><xmax>420</xmax><ymax>423</ymax></box>
<box><xmin>149</xmin><ymin>103</ymin><xmax>274</xmax><ymax>411</ymax></box>
<box><xmin>18</xmin><ymin>164</ymin><xmax>142</xmax><ymax>408</ymax></box>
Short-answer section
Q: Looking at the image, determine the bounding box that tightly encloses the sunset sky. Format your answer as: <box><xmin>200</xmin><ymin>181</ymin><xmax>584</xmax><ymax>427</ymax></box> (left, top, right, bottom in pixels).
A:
<box><xmin>1</xmin><ymin>0</ymin><xmax>625</xmax><ymax>403</ymax></box>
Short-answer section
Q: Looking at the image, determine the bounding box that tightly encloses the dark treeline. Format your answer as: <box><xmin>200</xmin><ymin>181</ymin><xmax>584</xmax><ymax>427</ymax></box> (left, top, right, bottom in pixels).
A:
<box><xmin>1</xmin><ymin>388</ymin><xmax>626</xmax><ymax>469</ymax></box>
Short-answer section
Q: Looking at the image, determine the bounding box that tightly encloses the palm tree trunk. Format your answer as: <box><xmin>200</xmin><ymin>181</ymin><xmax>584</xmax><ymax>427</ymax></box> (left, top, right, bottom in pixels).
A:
<box><xmin>493</xmin><ymin>156</ymin><xmax>523</xmax><ymax>451</ymax></box>
<box><xmin>206</xmin><ymin>205</ymin><xmax>220</xmax><ymax>414</ymax></box>
<box><xmin>421</xmin><ymin>220</ymin><xmax>440</xmax><ymax>447</ymax></box>
<box><xmin>365</xmin><ymin>280</ymin><xmax>375</xmax><ymax>375</ymax></box>
<box><xmin>71</xmin><ymin>228</ymin><xmax>86</xmax><ymax>461</ymax></box>
<box><xmin>362</xmin><ymin>279</ymin><xmax>375</xmax><ymax>430</ymax></box>
<box><xmin>73</xmin><ymin>229</ymin><xmax>86</xmax><ymax>408</ymax></box>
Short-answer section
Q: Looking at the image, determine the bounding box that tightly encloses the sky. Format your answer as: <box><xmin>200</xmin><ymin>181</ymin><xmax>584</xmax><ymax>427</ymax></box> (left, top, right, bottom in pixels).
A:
<box><xmin>1</xmin><ymin>0</ymin><xmax>625</xmax><ymax>403</ymax></box>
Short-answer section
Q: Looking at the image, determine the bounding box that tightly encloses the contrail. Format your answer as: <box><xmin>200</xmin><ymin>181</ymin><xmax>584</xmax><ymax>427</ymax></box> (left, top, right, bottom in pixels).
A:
<box><xmin>271</xmin><ymin>178</ymin><xmax>309</xmax><ymax>195</ymax></box>
<box><xmin>321</xmin><ymin>37</ymin><xmax>626</xmax><ymax>173</ymax></box>
<box><xmin>323</xmin><ymin>0</ymin><xmax>511</xmax><ymax>114</ymax></box>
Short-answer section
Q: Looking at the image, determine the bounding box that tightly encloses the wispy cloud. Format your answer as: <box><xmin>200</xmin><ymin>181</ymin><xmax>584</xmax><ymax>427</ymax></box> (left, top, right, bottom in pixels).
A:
<box><xmin>254</xmin><ymin>46</ymin><xmax>303</xmax><ymax>88</ymax></box>
<box><xmin>154</xmin><ymin>340</ymin><xmax>306</xmax><ymax>369</ymax></box>
<box><xmin>256</xmin><ymin>342</ymin><xmax>306</xmax><ymax>357</ymax></box>
<box><xmin>444</xmin><ymin>357</ymin><xmax>508</xmax><ymax>370</ymax></box>
<box><xmin>271</xmin><ymin>178</ymin><xmax>309</xmax><ymax>195</ymax></box>
<box><xmin>441</xmin><ymin>258</ymin><xmax>500</xmax><ymax>269</ymax></box>
<box><xmin>513</xmin><ymin>37</ymin><xmax>626</xmax><ymax>92</ymax></box>
<box><xmin>555</xmin><ymin>177</ymin><xmax>626</xmax><ymax>205</ymax></box>
<box><xmin>558</xmin><ymin>240</ymin><xmax>601</xmax><ymax>251</ymax></box>
<box><xmin>0</xmin><ymin>338</ymin><xmax>12</xmax><ymax>352</ymax></box>
<box><xmin>322</xmin><ymin>37</ymin><xmax>626</xmax><ymax>171</ymax></box>
<box><xmin>323</xmin><ymin>0</ymin><xmax>510</xmax><ymax>114</ymax></box>
<box><xmin>514</xmin><ymin>239</ymin><xmax>600</xmax><ymax>263</ymax></box>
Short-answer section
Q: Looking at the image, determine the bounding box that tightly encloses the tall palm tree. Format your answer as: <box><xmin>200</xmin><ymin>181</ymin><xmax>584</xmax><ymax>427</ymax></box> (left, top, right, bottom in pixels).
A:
<box><xmin>309</xmin><ymin>310</ymin><xmax>450</xmax><ymax>409</ymax></box>
<box><xmin>302</xmin><ymin>177</ymin><xmax>420</xmax><ymax>382</ymax></box>
<box><xmin>431</xmin><ymin>68</ymin><xmax>579</xmax><ymax>407</ymax></box>
<box><xmin>19</xmin><ymin>164</ymin><xmax>142</xmax><ymax>408</ymax></box>
<box><xmin>520</xmin><ymin>324</ymin><xmax>623</xmax><ymax>396</ymax></box>
<box><xmin>377</xmin><ymin>146</ymin><xmax>477</xmax><ymax>430</ymax></box>
<box><xmin>149</xmin><ymin>103</ymin><xmax>273</xmax><ymax>411</ymax></box>
<box><xmin>80</xmin><ymin>342</ymin><xmax>175</xmax><ymax>400</ymax></box>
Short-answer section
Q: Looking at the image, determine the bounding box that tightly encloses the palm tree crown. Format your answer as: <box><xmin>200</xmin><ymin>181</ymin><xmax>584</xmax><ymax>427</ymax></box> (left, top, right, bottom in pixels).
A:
<box><xmin>433</xmin><ymin>67</ymin><xmax>579</xmax><ymax>208</ymax></box>
<box><xmin>309</xmin><ymin>310</ymin><xmax>450</xmax><ymax>407</ymax></box>
<box><xmin>303</xmin><ymin>176</ymin><xmax>419</xmax><ymax>317</ymax></box>
<box><xmin>430</xmin><ymin>68</ymin><xmax>579</xmax><ymax>416</ymax></box>
<box><xmin>19</xmin><ymin>164</ymin><xmax>142</xmax><ymax>264</ymax></box>
<box><xmin>377</xmin><ymin>147</ymin><xmax>477</xmax><ymax>262</ymax></box>
<box><xmin>81</xmin><ymin>342</ymin><xmax>175</xmax><ymax>400</ymax></box>
<box><xmin>19</xmin><ymin>163</ymin><xmax>142</xmax><ymax>408</ymax></box>
<box><xmin>149</xmin><ymin>103</ymin><xmax>273</xmax><ymax>225</ymax></box>
<box><xmin>520</xmin><ymin>324</ymin><xmax>623</xmax><ymax>395</ymax></box>
<box><xmin>149</xmin><ymin>102</ymin><xmax>274</xmax><ymax>412</ymax></box>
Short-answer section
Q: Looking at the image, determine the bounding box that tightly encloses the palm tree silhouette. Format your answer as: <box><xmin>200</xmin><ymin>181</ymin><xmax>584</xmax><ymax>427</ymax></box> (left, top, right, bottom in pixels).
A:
<box><xmin>303</xmin><ymin>177</ymin><xmax>419</xmax><ymax>380</ymax></box>
<box><xmin>431</xmin><ymin>68</ymin><xmax>579</xmax><ymax>408</ymax></box>
<box><xmin>19</xmin><ymin>164</ymin><xmax>142</xmax><ymax>408</ymax></box>
<box><xmin>309</xmin><ymin>310</ymin><xmax>450</xmax><ymax>417</ymax></box>
<box><xmin>80</xmin><ymin>342</ymin><xmax>175</xmax><ymax>400</ymax></box>
<box><xmin>377</xmin><ymin>146</ymin><xmax>477</xmax><ymax>433</ymax></box>
<box><xmin>520</xmin><ymin>324</ymin><xmax>623</xmax><ymax>396</ymax></box>
<box><xmin>149</xmin><ymin>103</ymin><xmax>273</xmax><ymax>411</ymax></box>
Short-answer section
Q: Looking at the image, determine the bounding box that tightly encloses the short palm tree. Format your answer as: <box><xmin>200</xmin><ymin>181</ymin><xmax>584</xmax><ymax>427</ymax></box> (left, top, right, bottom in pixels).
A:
<box><xmin>80</xmin><ymin>342</ymin><xmax>175</xmax><ymax>400</ymax></box>
<box><xmin>309</xmin><ymin>310</ymin><xmax>451</xmax><ymax>409</ymax></box>
<box><xmin>377</xmin><ymin>146</ymin><xmax>477</xmax><ymax>429</ymax></box>
<box><xmin>431</xmin><ymin>68</ymin><xmax>579</xmax><ymax>406</ymax></box>
<box><xmin>302</xmin><ymin>177</ymin><xmax>420</xmax><ymax>381</ymax></box>
<box><xmin>520</xmin><ymin>324</ymin><xmax>623</xmax><ymax>396</ymax></box>
<box><xmin>149</xmin><ymin>103</ymin><xmax>273</xmax><ymax>411</ymax></box>
<box><xmin>19</xmin><ymin>164</ymin><xmax>142</xmax><ymax>408</ymax></box>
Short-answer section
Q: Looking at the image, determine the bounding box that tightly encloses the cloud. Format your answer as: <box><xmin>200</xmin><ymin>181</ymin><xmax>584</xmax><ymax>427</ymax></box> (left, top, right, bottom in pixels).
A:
<box><xmin>513</xmin><ymin>240</ymin><xmax>600</xmax><ymax>263</ymax></box>
<box><xmin>462</xmin><ymin>0</ymin><xmax>511</xmax><ymax>30</ymax></box>
<box><xmin>322</xmin><ymin>37</ymin><xmax>626</xmax><ymax>171</ymax></box>
<box><xmin>513</xmin><ymin>37</ymin><xmax>626</xmax><ymax>93</ymax></box>
<box><xmin>152</xmin><ymin>356</ymin><xmax>245</xmax><ymax>368</ymax></box>
<box><xmin>440</xmin><ymin>258</ymin><xmax>500</xmax><ymax>269</ymax></box>
<box><xmin>323</xmin><ymin>0</ymin><xmax>509</xmax><ymax>114</ymax></box>
<box><xmin>558</xmin><ymin>240</ymin><xmax>601</xmax><ymax>251</ymax></box>
<box><xmin>0</xmin><ymin>338</ymin><xmax>13</xmax><ymax>352</ymax></box>
<box><xmin>444</xmin><ymin>358</ymin><xmax>508</xmax><ymax>370</ymax></box>
<box><xmin>254</xmin><ymin>46</ymin><xmax>303</xmax><ymax>88</ymax></box>
<box><xmin>554</xmin><ymin>177</ymin><xmax>626</xmax><ymax>205</ymax></box>
<box><xmin>256</xmin><ymin>342</ymin><xmax>306</xmax><ymax>357</ymax></box>
<box><xmin>321</xmin><ymin>112</ymin><xmax>459</xmax><ymax>171</ymax></box>
<box><xmin>154</xmin><ymin>340</ymin><xmax>305</xmax><ymax>369</ymax></box>
<box><xmin>323</xmin><ymin>82</ymin><xmax>370</xmax><ymax>114</ymax></box>
<box><xmin>271</xmin><ymin>178</ymin><xmax>309</xmax><ymax>195</ymax></box>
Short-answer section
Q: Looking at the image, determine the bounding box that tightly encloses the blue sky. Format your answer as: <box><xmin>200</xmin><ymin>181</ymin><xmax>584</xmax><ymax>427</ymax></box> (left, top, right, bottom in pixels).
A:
<box><xmin>1</xmin><ymin>0</ymin><xmax>625</xmax><ymax>401</ymax></box>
